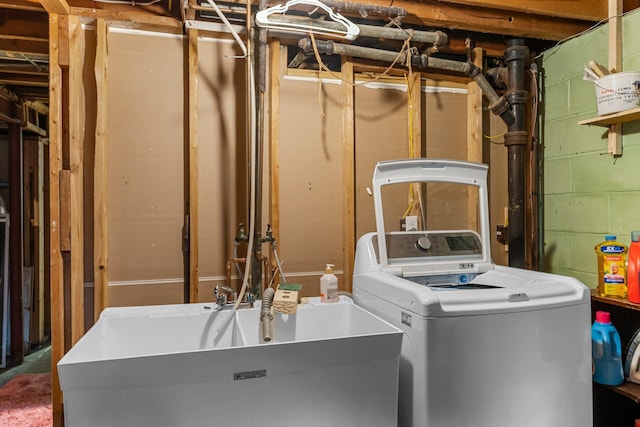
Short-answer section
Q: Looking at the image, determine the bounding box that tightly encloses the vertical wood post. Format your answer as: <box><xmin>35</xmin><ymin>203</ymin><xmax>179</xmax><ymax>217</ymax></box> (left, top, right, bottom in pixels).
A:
<box><xmin>8</xmin><ymin>121</ymin><xmax>23</xmax><ymax>366</ymax></box>
<box><xmin>607</xmin><ymin>0</ymin><xmax>623</xmax><ymax>156</ymax></box>
<box><xmin>48</xmin><ymin>13</ymin><xmax>65</xmax><ymax>427</ymax></box>
<box><xmin>467</xmin><ymin>47</ymin><xmax>484</xmax><ymax>230</ymax></box>
<box><xmin>68</xmin><ymin>14</ymin><xmax>85</xmax><ymax>345</ymax></box>
<box><xmin>94</xmin><ymin>19</ymin><xmax>109</xmax><ymax>319</ymax></box>
<box><xmin>341</xmin><ymin>58</ymin><xmax>355</xmax><ymax>291</ymax></box>
<box><xmin>187</xmin><ymin>28</ymin><xmax>199</xmax><ymax>303</ymax></box>
<box><xmin>269</xmin><ymin>40</ymin><xmax>282</xmax><ymax>250</ymax></box>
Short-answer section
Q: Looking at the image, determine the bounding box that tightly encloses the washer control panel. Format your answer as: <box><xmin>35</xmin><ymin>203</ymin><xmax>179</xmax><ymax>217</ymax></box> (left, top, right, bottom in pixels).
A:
<box><xmin>375</xmin><ymin>231</ymin><xmax>482</xmax><ymax>260</ymax></box>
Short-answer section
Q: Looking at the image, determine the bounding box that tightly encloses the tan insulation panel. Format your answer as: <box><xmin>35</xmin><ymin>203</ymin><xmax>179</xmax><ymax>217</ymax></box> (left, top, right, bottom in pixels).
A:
<box><xmin>356</xmin><ymin>84</ymin><xmax>469</xmax><ymax>238</ymax></box>
<box><xmin>196</xmin><ymin>37</ymin><xmax>248</xmax><ymax>297</ymax></box>
<box><xmin>487</xmin><ymin>109</ymin><xmax>509</xmax><ymax>266</ymax></box>
<box><xmin>277</xmin><ymin>75</ymin><xmax>344</xmax><ymax>296</ymax></box>
<box><xmin>106</xmin><ymin>29</ymin><xmax>185</xmax><ymax>303</ymax></box>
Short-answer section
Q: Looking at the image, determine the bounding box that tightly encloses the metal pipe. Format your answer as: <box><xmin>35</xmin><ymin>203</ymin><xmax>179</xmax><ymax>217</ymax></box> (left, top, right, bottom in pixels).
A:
<box><xmin>320</xmin><ymin>0</ymin><xmax>407</xmax><ymax>21</ymax></box>
<box><xmin>298</xmin><ymin>38</ymin><xmax>513</xmax><ymax>125</ymax></box>
<box><xmin>273</xmin><ymin>16</ymin><xmax>448</xmax><ymax>47</ymax></box>
<box><xmin>503</xmin><ymin>39</ymin><xmax>529</xmax><ymax>269</ymax></box>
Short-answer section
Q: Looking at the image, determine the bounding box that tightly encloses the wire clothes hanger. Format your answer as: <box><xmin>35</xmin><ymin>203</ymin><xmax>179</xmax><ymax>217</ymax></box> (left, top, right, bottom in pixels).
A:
<box><xmin>255</xmin><ymin>0</ymin><xmax>360</xmax><ymax>40</ymax></box>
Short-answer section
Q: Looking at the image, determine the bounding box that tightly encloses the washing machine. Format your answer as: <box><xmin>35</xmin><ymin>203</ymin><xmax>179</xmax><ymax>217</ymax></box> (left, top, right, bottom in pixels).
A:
<box><xmin>353</xmin><ymin>159</ymin><xmax>592</xmax><ymax>427</ymax></box>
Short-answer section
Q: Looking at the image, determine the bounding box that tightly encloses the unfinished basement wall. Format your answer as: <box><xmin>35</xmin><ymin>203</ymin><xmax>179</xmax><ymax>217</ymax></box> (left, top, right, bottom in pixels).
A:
<box><xmin>103</xmin><ymin>28</ymin><xmax>249</xmax><ymax>306</ymax></box>
<box><xmin>106</xmin><ymin>29</ymin><xmax>186</xmax><ymax>305</ymax></box>
<box><xmin>541</xmin><ymin>9</ymin><xmax>640</xmax><ymax>287</ymax></box>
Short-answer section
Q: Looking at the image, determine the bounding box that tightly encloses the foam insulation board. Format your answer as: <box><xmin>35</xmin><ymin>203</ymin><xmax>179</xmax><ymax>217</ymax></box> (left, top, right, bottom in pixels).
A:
<box><xmin>106</xmin><ymin>29</ymin><xmax>185</xmax><ymax>290</ymax></box>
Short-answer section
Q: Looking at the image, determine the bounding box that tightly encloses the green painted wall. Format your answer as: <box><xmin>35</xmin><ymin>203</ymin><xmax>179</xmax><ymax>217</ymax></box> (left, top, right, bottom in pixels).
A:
<box><xmin>541</xmin><ymin>10</ymin><xmax>640</xmax><ymax>288</ymax></box>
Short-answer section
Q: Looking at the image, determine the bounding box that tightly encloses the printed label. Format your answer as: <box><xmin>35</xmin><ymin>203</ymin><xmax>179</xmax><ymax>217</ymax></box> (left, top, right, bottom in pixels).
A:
<box><xmin>233</xmin><ymin>370</ymin><xmax>267</xmax><ymax>381</ymax></box>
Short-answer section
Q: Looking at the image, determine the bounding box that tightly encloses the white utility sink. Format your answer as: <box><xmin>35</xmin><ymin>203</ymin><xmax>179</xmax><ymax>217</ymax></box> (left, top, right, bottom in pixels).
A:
<box><xmin>58</xmin><ymin>296</ymin><xmax>402</xmax><ymax>427</ymax></box>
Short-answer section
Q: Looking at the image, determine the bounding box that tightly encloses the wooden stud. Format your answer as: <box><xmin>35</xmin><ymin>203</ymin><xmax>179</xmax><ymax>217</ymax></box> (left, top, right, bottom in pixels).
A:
<box><xmin>94</xmin><ymin>18</ymin><xmax>109</xmax><ymax>319</ymax></box>
<box><xmin>39</xmin><ymin>0</ymin><xmax>70</xmax><ymax>15</ymax></box>
<box><xmin>48</xmin><ymin>13</ymin><xmax>65</xmax><ymax>427</ymax></box>
<box><xmin>188</xmin><ymin>27</ymin><xmax>199</xmax><ymax>303</ymax></box>
<box><xmin>37</xmin><ymin>138</ymin><xmax>45</xmax><ymax>343</ymax></box>
<box><xmin>8</xmin><ymin>121</ymin><xmax>24</xmax><ymax>366</ymax></box>
<box><xmin>608</xmin><ymin>0</ymin><xmax>623</xmax><ymax>156</ymax></box>
<box><xmin>269</xmin><ymin>40</ymin><xmax>282</xmax><ymax>276</ymax></box>
<box><xmin>408</xmin><ymin>71</ymin><xmax>422</xmax><ymax>159</ymax></box>
<box><xmin>68</xmin><ymin>14</ymin><xmax>84</xmax><ymax>345</ymax></box>
<box><xmin>59</xmin><ymin>171</ymin><xmax>71</xmax><ymax>252</ymax></box>
<box><xmin>467</xmin><ymin>47</ymin><xmax>484</xmax><ymax>230</ymax></box>
<box><xmin>341</xmin><ymin>57</ymin><xmax>355</xmax><ymax>291</ymax></box>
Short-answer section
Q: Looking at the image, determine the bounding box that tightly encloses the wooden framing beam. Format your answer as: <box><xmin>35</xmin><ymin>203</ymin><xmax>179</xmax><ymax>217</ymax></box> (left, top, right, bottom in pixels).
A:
<box><xmin>608</xmin><ymin>0</ymin><xmax>623</xmax><ymax>156</ymax></box>
<box><xmin>467</xmin><ymin>47</ymin><xmax>483</xmax><ymax>230</ymax></box>
<box><xmin>68</xmin><ymin>14</ymin><xmax>84</xmax><ymax>345</ymax></box>
<box><xmin>437</xmin><ymin>0</ymin><xmax>608</xmax><ymax>21</ymax></box>
<box><xmin>187</xmin><ymin>27</ymin><xmax>199</xmax><ymax>303</ymax></box>
<box><xmin>408</xmin><ymin>71</ymin><xmax>421</xmax><ymax>159</ymax></box>
<box><xmin>341</xmin><ymin>57</ymin><xmax>355</xmax><ymax>291</ymax></box>
<box><xmin>8</xmin><ymin>121</ymin><xmax>24</xmax><ymax>366</ymax></box>
<box><xmin>269</xmin><ymin>40</ymin><xmax>281</xmax><ymax>256</ymax></box>
<box><xmin>93</xmin><ymin>18</ymin><xmax>109</xmax><ymax>319</ymax></box>
<box><xmin>0</xmin><ymin>0</ymin><xmax>44</xmax><ymax>11</ymax></box>
<box><xmin>39</xmin><ymin>0</ymin><xmax>70</xmax><ymax>15</ymax></box>
<box><xmin>48</xmin><ymin>13</ymin><xmax>64</xmax><ymax>427</ymax></box>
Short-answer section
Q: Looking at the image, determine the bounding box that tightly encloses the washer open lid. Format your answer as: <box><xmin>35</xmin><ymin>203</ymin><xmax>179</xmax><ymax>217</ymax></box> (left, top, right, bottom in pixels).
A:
<box><xmin>372</xmin><ymin>159</ymin><xmax>493</xmax><ymax>277</ymax></box>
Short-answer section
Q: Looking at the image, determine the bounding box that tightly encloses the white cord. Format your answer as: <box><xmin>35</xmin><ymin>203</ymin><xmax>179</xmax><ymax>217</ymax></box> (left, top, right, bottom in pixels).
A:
<box><xmin>206</xmin><ymin>0</ymin><xmax>257</xmax><ymax>342</ymax></box>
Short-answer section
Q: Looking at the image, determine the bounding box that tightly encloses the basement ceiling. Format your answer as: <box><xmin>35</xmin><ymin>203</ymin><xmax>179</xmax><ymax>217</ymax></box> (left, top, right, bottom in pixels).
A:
<box><xmin>1</xmin><ymin>0</ymin><xmax>639</xmax><ymax>106</ymax></box>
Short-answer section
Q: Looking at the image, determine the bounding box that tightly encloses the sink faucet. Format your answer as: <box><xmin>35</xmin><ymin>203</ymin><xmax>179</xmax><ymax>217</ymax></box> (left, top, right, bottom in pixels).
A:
<box><xmin>214</xmin><ymin>284</ymin><xmax>255</xmax><ymax>310</ymax></box>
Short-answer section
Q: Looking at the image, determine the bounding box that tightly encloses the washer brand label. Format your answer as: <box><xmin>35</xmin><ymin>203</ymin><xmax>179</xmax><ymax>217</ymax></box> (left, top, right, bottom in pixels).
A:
<box><xmin>401</xmin><ymin>311</ymin><xmax>412</xmax><ymax>327</ymax></box>
<box><xmin>459</xmin><ymin>262</ymin><xmax>474</xmax><ymax>269</ymax></box>
<box><xmin>233</xmin><ymin>370</ymin><xmax>267</xmax><ymax>381</ymax></box>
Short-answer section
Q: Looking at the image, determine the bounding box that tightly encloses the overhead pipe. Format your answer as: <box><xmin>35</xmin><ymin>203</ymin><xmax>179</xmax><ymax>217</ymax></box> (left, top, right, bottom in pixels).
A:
<box><xmin>503</xmin><ymin>39</ymin><xmax>529</xmax><ymax>269</ymax></box>
<box><xmin>276</xmin><ymin>16</ymin><xmax>448</xmax><ymax>48</ymax></box>
<box><xmin>319</xmin><ymin>0</ymin><xmax>407</xmax><ymax>21</ymax></box>
<box><xmin>298</xmin><ymin>38</ymin><xmax>514</xmax><ymax>125</ymax></box>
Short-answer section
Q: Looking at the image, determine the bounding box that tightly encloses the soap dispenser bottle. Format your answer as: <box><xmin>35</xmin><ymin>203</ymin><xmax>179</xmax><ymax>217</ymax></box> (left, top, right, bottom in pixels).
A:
<box><xmin>320</xmin><ymin>264</ymin><xmax>339</xmax><ymax>303</ymax></box>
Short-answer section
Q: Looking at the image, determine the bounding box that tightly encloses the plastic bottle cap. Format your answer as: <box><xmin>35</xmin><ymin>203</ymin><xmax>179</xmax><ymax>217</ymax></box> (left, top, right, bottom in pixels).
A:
<box><xmin>595</xmin><ymin>311</ymin><xmax>611</xmax><ymax>324</ymax></box>
<box><xmin>632</xmin><ymin>231</ymin><xmax>640</xmax><ymax>242</ymax></box>
<box><xmin>324</xmin><ymin>264</ymin><xmax>334</xmax><ymax>274</ymax></box>
<box><xmin>605</xmin><ymin>235</ymin><xmax>616</xmax><ymax>241</ymax></box>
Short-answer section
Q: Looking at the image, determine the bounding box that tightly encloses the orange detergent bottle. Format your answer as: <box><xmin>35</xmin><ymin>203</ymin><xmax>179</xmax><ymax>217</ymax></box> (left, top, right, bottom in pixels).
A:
<box><xmin>595</xmin><ymin>235</ymin><xmax>628</xmax><ymax>298</ymax></box>
<box><xmin>627</xmin><ymin>231</ymin><xmax>640</xmax><ymax>304</ymax></box>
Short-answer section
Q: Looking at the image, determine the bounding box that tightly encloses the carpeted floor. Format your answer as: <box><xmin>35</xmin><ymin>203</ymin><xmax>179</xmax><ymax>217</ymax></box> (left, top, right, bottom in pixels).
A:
<box><xmin>0</xmin><ymin>346</ymin><xmax>52</xmax><ymax>426</ymax></box>
<box><xmin>0</xmin><ymin>372</ymin><xmax>52</xmax><ymax>426</ymax></box>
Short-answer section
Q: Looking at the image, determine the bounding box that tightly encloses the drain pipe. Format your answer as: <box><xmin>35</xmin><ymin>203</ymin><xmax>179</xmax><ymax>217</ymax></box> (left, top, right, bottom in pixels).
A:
<box><xmin>260</xmin><ymin>287</ymin><xmax>276</xmax><ymax>342</ymax></box>
<box><xmin>298</xmin><ymin>38</ymin><xmax>514</xmax><ymax>125</ymax></box>
<box><xmin>503</xmin><ymin>39</ymin><xmax>529</xmax><ymax>269</ymax></box>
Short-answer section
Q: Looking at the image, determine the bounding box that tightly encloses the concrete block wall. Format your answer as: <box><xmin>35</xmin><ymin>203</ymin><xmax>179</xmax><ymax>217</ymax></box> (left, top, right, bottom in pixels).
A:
<box><xmin>541</xmin><ymin>10</ymin><xmax>640</xmax><ymax>288</ymax></box>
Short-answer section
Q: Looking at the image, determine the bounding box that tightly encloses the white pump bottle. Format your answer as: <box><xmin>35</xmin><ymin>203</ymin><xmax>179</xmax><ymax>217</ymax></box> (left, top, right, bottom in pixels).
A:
<box><xmin>320</xmin><ymin>264</ymin><xmax>339</xmax><ymax>303</ymax></box>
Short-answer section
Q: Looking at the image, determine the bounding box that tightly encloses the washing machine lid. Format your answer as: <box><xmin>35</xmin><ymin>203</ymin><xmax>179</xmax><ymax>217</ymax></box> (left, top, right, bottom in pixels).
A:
<box><xmin>371</xmin><ymin>159</ymin><xmax>493</xmax><ymax>277</ymax></box>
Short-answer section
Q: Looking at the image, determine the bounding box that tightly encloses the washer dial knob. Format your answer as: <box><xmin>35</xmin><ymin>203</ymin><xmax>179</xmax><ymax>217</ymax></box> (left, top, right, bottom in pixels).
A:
<box><xmin>417</xmin><ymin>235</ymin><xmax>432</xmax><ymax>251</ymax></box>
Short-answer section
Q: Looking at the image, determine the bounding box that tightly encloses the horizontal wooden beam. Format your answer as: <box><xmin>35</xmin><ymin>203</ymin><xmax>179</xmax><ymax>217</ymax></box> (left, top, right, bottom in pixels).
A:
<box><xmin>0</xmin><ymin>0</ymin><xmax>44</xmax><ymax>11</ymax></box>
<box><xmin>39</xmin><ymin>0</ymin><xmax>70</xmax><ymax>15</ymax></box>
<box><xmin>0</xmin><ymin>9</ymin><xmax>49</xmax><ymax>42</ymax></box>
<box><xmin>390</xmin><ymin>0</ymin><xmax>593</xmax><ymax>40</ymax></box>
<box><xmin>71</xmin><ymin>6</ymin><xmax>181</xmax><ymax>29</ymax></box>
<box><xmin>0</xmin><ymin>39</ymin><xmax>49</xmax><ymax>56</ymax></box>
<box><xmin>436</xmin><ymin>0</ymin><xmax>607</xmax><ymax>21</ymax></box>
<box><xmin>0</xmin><ymin>72</ymin><xmax>49</xmax><ymax>87</ymax></box>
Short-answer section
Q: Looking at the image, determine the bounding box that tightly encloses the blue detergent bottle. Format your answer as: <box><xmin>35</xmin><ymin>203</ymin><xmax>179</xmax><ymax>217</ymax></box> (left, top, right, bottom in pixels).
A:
<box><xmin>592</xmin><ymin>310</ymin><xmax>624</xmax><ymax>386</ymax></box>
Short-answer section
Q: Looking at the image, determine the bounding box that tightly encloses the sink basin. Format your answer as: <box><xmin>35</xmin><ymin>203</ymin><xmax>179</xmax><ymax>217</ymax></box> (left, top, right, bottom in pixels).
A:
<box><xmin>58</xmin><ymin>297</ymin><xmax>402</xmax><ymax>427</ymax></box>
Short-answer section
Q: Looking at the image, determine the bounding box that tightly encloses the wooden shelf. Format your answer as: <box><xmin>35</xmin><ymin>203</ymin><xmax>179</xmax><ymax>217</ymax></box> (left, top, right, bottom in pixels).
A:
<box><xmin>591</xmin><ymin>292</ymin><xmax>640</xmax><ymax>312</ymax></box>
<box><xmin>602</xmin><ymin>381</ymin><xmax>640</xmax><ymax>403</ymax></box>
<box><xmin>578</xmin><ymin>106</ymin><xmax>640</xmax><ymax>127</ymax></box>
